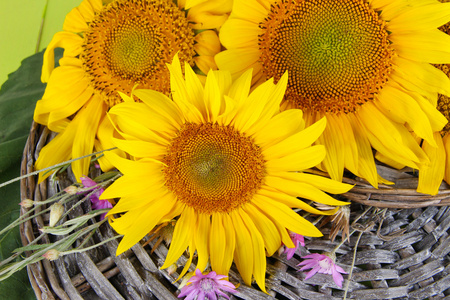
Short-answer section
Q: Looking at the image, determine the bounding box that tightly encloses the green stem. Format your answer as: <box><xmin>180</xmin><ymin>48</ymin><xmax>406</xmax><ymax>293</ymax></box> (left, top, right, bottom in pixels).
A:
<box><xmin>0</xmin><ymin>147</ymin><xmax>117</xmax><ymax>189</ymax></box>
<box><xmin>36</xmin><ymin>0</ymin><xmax>49</xmax><ymax>53</ymax></box>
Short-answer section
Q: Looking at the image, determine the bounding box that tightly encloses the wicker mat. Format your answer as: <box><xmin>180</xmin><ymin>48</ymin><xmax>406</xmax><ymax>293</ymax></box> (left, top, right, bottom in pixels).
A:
<box><xmin>19</xmin><ymin>122</ymin><xmax>450</xmax><ymax>300</ymax></box>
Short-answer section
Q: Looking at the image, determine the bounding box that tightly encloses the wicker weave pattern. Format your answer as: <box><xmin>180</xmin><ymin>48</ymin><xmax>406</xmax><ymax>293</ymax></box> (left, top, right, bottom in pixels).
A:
<box><xmin>20</xmin><ymin>122</ymin><xmax>450</xmax><ymax>299</ymax></box>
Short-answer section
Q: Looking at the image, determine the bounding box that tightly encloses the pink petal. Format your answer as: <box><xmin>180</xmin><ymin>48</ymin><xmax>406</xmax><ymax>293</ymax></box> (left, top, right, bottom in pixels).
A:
<box><xmin>332</xmin><ymin>271</ymin><xmax>344</xmax><ymax>288</ymax></box>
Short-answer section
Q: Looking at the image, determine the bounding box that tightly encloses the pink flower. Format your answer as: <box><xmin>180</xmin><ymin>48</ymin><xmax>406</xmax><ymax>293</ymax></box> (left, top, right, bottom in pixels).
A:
<box><xmin>80</xmin><ymin>176</ymin><xmax>113</xmax><ymax>219</ymax></box>
<box><xmin>284</xmin><ymin>232</ymin><xmax>305</xmax><ymax>260</ymax></box>
<box><xmin>178</xmin><ymin>269</ymin><xmax>238</xmax><ymax>300</ymax></box>
<box><xmin>298</xmin><ymin>253</ymin><xmax>347</xmax><ymax>288</ymax></box>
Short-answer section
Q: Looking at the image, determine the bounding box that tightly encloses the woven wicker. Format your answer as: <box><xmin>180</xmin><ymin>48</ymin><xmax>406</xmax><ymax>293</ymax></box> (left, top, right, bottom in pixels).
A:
<box><xmin>20</xmin><ymin>121</ymin><xmax>450</xmax><ymax>299</ymax></box>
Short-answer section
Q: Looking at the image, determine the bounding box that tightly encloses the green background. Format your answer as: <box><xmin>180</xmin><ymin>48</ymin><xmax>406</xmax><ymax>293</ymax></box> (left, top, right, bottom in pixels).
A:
<box><xmin>0</xmin><ymin>0</ymin><xmax>82</xmax><ymax>298</ymax></box>
<box><xmin>0</xmin><ymin>0</ymin><xmax>81</xmax><ymax>87</ymax></box>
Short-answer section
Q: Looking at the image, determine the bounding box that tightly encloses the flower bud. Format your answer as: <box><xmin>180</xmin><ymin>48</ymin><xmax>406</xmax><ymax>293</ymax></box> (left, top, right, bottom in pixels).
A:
<box><xmin>19</xmin><ymin>199</ymin><xmax>34</xmax><ymax>208</ymax></box>
<box><xmin>42</xmin><ymin>249</ymin><xmax>61</xmax><ymax>261</ymax></box>
<box><xmin>49</xmin><ymin>203</ymin><xmax>64</xmax><ymax>227</ymax></box>
<box><xmin>167</xmin><ymin>263</ymin><xmax>178</xmax><ymax>275</ymax></box>
<box><xmin>64</xmin><ymin>186</ymin><xmax>78</xmax><ymax>195</ymax></box>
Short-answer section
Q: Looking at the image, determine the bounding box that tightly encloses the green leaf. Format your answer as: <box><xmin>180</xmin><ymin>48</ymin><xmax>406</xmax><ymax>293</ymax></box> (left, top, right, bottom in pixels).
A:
<box><xmin>0</xmin><ymin>48</ymin><xmax>61</xmax><ymax>299</ymax></box>
<box><xmin>0</xmin><ymin>48</ymin><xmax>63</xmax><ymax>173</ymax></box>
<box><xmin>0</xmin><ymin>51</ymin><xmax>46</xmax><ymax>173</ymax></box>
<box><xmin>0</xmin><ymin>162</ymin><xmax>35</xmax><ymax>299</ymax></box>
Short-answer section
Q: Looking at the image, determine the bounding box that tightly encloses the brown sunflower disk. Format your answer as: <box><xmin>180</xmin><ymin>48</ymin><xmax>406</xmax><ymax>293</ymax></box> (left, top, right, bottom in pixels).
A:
<box><xmin>19</xmin><ymin>121</ymin><xmax>450</xmax><ymax>299</ymax></box>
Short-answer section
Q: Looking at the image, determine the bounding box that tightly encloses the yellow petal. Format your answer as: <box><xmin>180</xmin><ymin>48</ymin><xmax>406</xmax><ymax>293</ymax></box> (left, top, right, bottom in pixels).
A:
<box><xmin>162</xmin><ymin>206</ymin><xmax>196</xmax><ymax>269</ymax></box>
<box><xmin>101</xmin><ymin>175</ymin><xmax>165</xmax><ymax>205</ymax></box>
<box><xmin>239</xmin><ymin>209</ymin><xmax>267</xmax><ymax>293</ymax></box>
<box><xmin>325</xmin><ymin>114</ymin><xmax>359</xmax><ymax>181</ymax></box>
<box><xmin>230</xmin><ymin>210</ymin><xmax>253</xmax><ymax>285</ymax></box>
<box><xmin>232</xmin><ymin>78</ymin><xmax>275</xmax><ymax>133</ymax></box>
<box><xmin>263</xmin><ymin>117</ymin><xmax>326</xmax><ymax>160</ymax></box>
<box><xmin>194</xmin><ymin>56</ymin><xmax>218</xmax><ymax>75</ymax></box>
<box><xmin>133</xmin><ymin>89</ymin><xmax>184</xmax><ymax>128</ymax></box>
<box><xmin>42</xmin><ymin>32</ymin><xmax>83</xmax><ymax>82</ymax></box>
<box><xmin>112</xmin><ymin>138</ymin><xmax>166</xmax><ymax>159</ymax></box>
<box><xmin>230</xmin><ymin>0</ymin><xmax>268</xmax><ymax>25</ymax></box>
<box><xmin>219</xmin><ymin>18</ymin><xmax>261</xmax><ymax>49</ymax></box>
<box><xmin>63</xmin><ymin>7</ymin><xmax>90</xmax><ymax>33</ymax></box>
<box><xmin>167</xmin><ymin>55</ymin><xmax>203</xmax><ymax>123</ymax></box>
<box><xmin>71</xmin><ymin>96</ymin><xmax>106</xmax><ymax>181</ymax></box>
<box><xmin>273</xmin><ymin>172</ymin><xmax>352</xmax><ymax>194</ymax></box>
<box><xmin>114</xmin><ymin>196</ymin><xmax>177</xmax><ymax>256</ymax></box>
<box><xmin>77</xmin><ymin>0</ymin><xmax>101</xmax><ymax>23</ymax></box>
<box><xmin>253</xmin><ymin>195</ymin><xmax>323</xmax><ymax>237</ymax></box>
<box><xmin>264</xmin><ymin>175</ymin><xmax>349</xmax><ymax>207</ymax></box>
<box><xmin>392</xmin><ymin>30</ymin><xmax>450</xmax><ymax>64</ymax></box>
<box><xmin>376</xmin><ymin>84</ymin><xmax>435</xmax><ymax>145</ymax></box>
<box><xmin>183</xmin><ymin>63</ymin><xmax>208</xmax><ymax>119</ymax></box>
<box><xmin>95</xmin><ymin>116</ymin><xmax>127</xmax><ymax>172</ymax></box>
<box><xmin>358</xmin><ymin>102</ymin><xmax>426</xmax><ymax>165</ymax></box>
<box><xmin>34</xmin><ymin>66</ymin><xmax>91</xmax><ymax>127</ymax></box>
<box><xmin>348</xmin><ymin>113</ymin><xmax>379</xmax><ymax>187</ymax></box>
<box><xmin>108</xmin><ymin>103</ymin><xmax>173</xmax><ymax>145</ymax></box>
<box><xmin>194</xmin><ymin>30</ymin><xmax>221</xmax><ymax>56</ymax></box>
<box><xmin>178</xmin><ymin>238</ymin><xmax>196</xmax><ymax>280</ymax></box>
<box><xmin>188</xmin><ymin>0</ymin><xmax>232</xmax><ymax>29</ymax></box>
<box><xmin>195</xmin><ymin>213</ymin><xmax>210</xmax><ymax>271</ymax></box>
<box><xmin>255</xmin><ymin>207</ymin><xmax>294</xmax><ymax>248</ymax></box>
<box><xmin>215</xmin><ymin>48</ymin><xmax>260</xmax><ymax>79</ymax></box>
<box><xmin>392</xmin><ymin>57</ymin><xmax>450</xmax><ymax>98</ymax></box>
<box><xmin>35</xmin><ymin>128</ymin><xmax>73</xmax><ymax>183</ymax></box>
<box><xmin>388</xmin><ymin>3</ymin><xmax>450</xmax><ymax>32</ymax></box>
<box><xmin>102</xmin><ymin>151</ymin><xmax>162</xmax><ymax>177</ymax></box>
<box><xmin>227</xmin><ymin>68</ymin><xmax>252</xmax><ymax>102</ymax></box>
<box><xmin>254</xmin><ymin>109</ymin><xmax>304</xmax><ymax>148</ymax></box>
<box><xmin>209</xmin><ymin>213</ymin><xmax>227</xmax><ymax>274</ymax></box>
<box><xmin>259</xmin><ymin>187</ymin><xmax>339</xmax><ymax>216</ymax></box>
<box><xmin>221</xmin><ymin>213</ymin><xmax>236</xmax><ymax>275</ymax></box>
<box><xmin>245</xmin><ymin>72</ymin><xmax>289</xmax><ymax>136</ymax></box>
<box><xmin>417</xmin><ymin>132</ymin><xmax>446</xmax><ymax>195</ymax></box>
<box><xmin>243</xmin><ymin>204</ymin><xmax>281</xmax><ymax>256</ymax></box>
<box><xmin>204</xmin><ymin>70</ymin><xmax>222</xmax><ymax>123</ymax></box>
<box><xmin>265</xmin><ymin>145</ymin><xmax>326</xmax><ymax>172</ymax></box>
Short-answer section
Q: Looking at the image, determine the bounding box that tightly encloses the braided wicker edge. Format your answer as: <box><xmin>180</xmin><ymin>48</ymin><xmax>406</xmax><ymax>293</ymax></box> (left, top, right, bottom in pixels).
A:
<box><xmin>19</xmin><ymin>122</ymin><xmax>450</xmax><ymax>300</ymax></box>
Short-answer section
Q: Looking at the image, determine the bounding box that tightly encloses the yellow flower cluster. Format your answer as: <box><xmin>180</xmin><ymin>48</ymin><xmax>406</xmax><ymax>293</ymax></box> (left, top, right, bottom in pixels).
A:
<box><xmin>33</xmin><ymin>0</ymin><xmax>450</xmax><ymax>292</ymax></box>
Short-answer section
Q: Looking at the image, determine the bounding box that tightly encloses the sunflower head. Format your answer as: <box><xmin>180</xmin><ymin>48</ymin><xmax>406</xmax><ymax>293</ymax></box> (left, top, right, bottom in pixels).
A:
<box><xmin>216</xmin><ymin>0</ymin><xmax>450</xmax><ymax>187</ymax></box>
<box><xmin>33</xmin><ymin>0</ymin><xmax>226</xmax><ymax>181</ymax></box>
<box><xmin>101</xmin><ymin>54</ymin><xmax>351</xmax><ymax>292</ymax></box>
<box><xmin>80</xmin><ymin>0</ymin><xmax>196</xmax><ymax>107</ymax></box>
<box><xmin>258</xmin><ymin>0</ymin><xmax>395</xmax><ymax>114</ymax></box>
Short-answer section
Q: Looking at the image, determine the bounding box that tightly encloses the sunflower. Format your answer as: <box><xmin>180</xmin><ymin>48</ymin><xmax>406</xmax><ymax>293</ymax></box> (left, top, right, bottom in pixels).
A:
<box><xmin>100</xmin><ymin>54</ymin><xmax>351</xmax><ymax>291</ymax></box>
<box><xmin>215</xmin><ymin>0</ymin><xmax>450</xmax><ymax>187</ymax></box>
<box><xmin>33</xmin><ymin>0</ymin><xmax>229</xmax><ymax>182</ymax></box>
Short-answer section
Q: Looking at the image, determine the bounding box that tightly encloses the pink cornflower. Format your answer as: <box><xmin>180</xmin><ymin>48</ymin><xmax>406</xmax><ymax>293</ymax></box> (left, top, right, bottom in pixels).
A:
<box><xmin>298</xmin><ymin>253</ymin><xmax>347</xmax><ymax>288</ymax></box>
<box><xmin>178</xmin><ymin>269</ymin><xmax>238</xmax><ymax>300</ymax></box>
<box><xmin>80</xmin><ymin>176</ymin><xmax>112</xmax><ymax>219</ymax></box>
<box><xmin>284</xmin><ymin>232</ymin><xmax>305</xmax><ymax>260</ymax></box>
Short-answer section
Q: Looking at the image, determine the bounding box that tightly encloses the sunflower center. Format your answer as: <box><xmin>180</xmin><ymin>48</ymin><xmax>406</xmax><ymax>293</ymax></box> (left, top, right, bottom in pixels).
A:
<box><xmin>81</xmin><ymin>0</ymin><xmax>195</xmax><ymax>107</ymax></box>
<box><xmin>259</xmin><ymin>0</ymin><xmax>394</xmax><ymax>114</ymax></box>
<box><xmin>107</xmin><ymin>19</ymin><xmax>160</xmax><ymax>79</ymax></box>
<box><xmin>162</xmin><ymin>123</ymin><xmax>266</xmax><ymax>214</ymax></box>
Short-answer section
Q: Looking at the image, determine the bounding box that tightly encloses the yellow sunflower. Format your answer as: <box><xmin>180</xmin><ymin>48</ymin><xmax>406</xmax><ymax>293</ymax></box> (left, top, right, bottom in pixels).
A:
<box><xmin>33</xmin><ymin>0</ymin><xmax>229</xmax><ymax>182</ymax></box>
<box><xmin>215</xmin><ymin>0</ymin><xmax>450</xmax><ymax>187</ymax></box>
<box><xmin>100</xmin><ymin>54</ymin><xmax>351</xmax><ymax>291</ymax></box>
